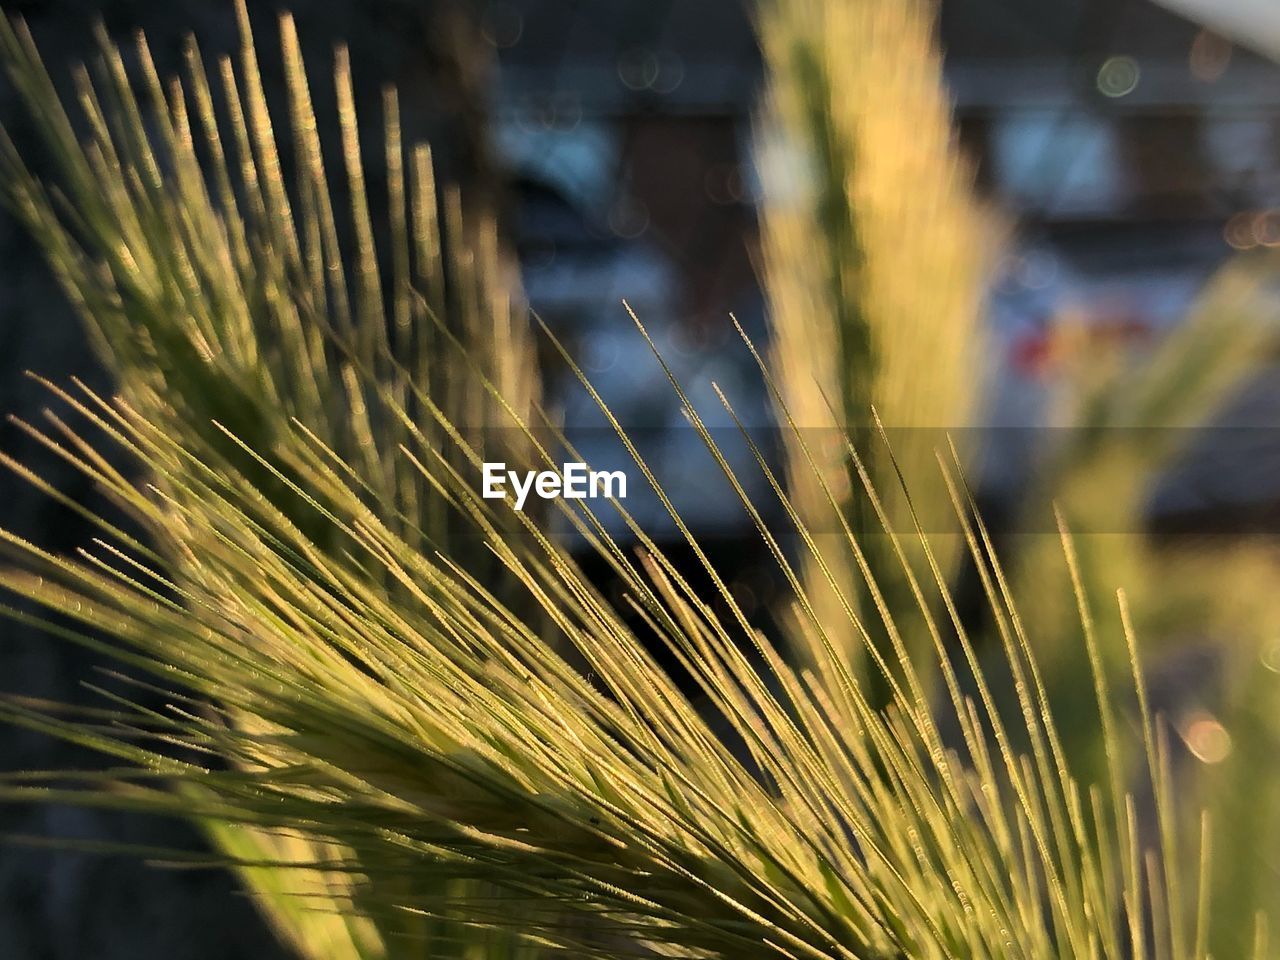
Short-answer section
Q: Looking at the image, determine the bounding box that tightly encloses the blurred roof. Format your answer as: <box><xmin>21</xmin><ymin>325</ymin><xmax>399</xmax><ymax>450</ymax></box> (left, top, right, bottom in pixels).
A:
<box><xmin>492</xmin><ymin>0</ymin><xmax>1279</xmax><ymax>115</ymax></box>
<box><xmin>492</xmin><ymin>0</ymin><xmax>760</xmax><ymax>115</ymax></box>
<box><xmin>941</xmin><ymin>0</ymin><xmax>1200</xmax><ymax>61</ymax></box>
<box><xmin>943</xmin><ymin>0</ymin><xmax>1279</xmax><ymax>109</ymax></box>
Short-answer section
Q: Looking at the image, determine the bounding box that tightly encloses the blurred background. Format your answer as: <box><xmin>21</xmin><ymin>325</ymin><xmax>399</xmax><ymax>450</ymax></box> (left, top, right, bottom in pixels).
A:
<box><xmin>2</xmin><ymin>0</ymin><xmax>1279</xmax><ymax>955</ymax></box>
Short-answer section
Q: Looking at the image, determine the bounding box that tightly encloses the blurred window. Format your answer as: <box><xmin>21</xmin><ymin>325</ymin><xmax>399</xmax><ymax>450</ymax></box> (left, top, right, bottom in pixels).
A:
<box><xmin>993</xmin><ymin>111</ymin><xmax>1126</xmax><ymax>216</ymax></box>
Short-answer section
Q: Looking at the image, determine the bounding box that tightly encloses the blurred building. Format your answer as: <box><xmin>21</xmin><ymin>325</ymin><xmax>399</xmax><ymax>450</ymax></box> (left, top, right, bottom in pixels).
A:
<box><xmin>941</xmin><ymin>0</ymin><xmax>1280</xmax><ymax>527</ymax></box>
<box><xmin>488</xmin><ymin>0</ymin><xmax>1280</xmax><ymax>345</ymax></box>
<box><xmin>486</xmin><ymin>0</ymin><xmax>1280</xmax><ymax>530</ymax></box>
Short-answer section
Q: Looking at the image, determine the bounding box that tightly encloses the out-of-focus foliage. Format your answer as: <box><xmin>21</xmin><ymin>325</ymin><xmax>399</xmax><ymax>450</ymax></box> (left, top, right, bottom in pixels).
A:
<box><xmin>1009</xmin><ymin>265</ymin><xmax>1280</xmax><ymax>727</ymax></box>
<box><xmin>1005</xmin><ymin>262</ymin><xmax>1280</xmax><ymax>956</ymax></box>
<box><xmin>756</xmin><ymin>0</ymin><xmax>1280</xmax><ymax>951</ymax></box>
<box><xmin>757</xmin><ymin>0</ymin><xmax>993</xmax><ymax>692</ymax></box>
